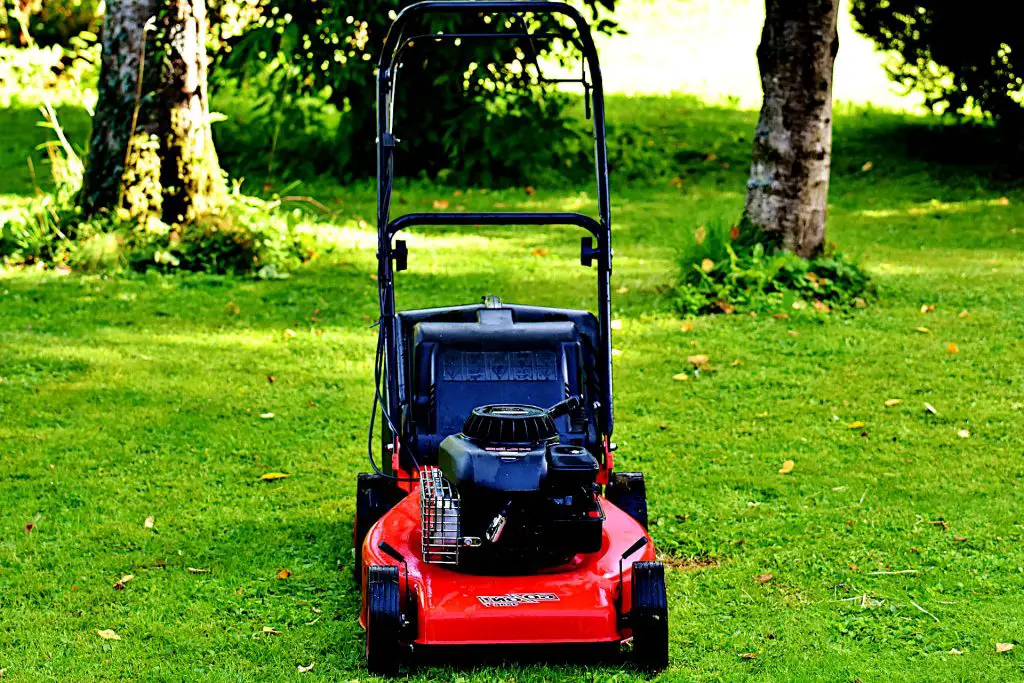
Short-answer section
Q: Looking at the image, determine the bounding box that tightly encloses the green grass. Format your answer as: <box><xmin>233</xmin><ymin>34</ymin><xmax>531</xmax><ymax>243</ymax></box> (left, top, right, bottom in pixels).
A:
<box><xmin>3</xmin><ymin>94</ymin><xmax>1024</xmax><ymax>681</ymax></box>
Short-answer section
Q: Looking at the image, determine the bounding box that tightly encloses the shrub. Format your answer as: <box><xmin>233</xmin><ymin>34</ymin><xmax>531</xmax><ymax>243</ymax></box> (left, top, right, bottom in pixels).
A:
<box><xmin>673</xmin><ymin>221</ymin><xmax>872</xmax><ymax>316</ymax></box>
<box><xmin>210</xmin><ymin>0</ymin><xmax>619</xmax><ymax>185</ymax></box>
<box><xmin>852</xmin><ymin>1</ymin><xmax>1022</xmax><ymax>125</ymax></box>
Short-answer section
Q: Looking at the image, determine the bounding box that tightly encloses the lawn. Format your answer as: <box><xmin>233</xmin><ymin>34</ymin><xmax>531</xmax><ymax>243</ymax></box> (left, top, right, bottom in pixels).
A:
<box><xmin>3</xmin><ymin>10</ymin><xmax>1024</xmax><ymax>682</ymax></box>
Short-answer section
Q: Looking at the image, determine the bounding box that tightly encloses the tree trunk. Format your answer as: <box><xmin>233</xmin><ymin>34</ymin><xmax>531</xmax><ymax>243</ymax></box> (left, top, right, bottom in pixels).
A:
<box><xmin>80</xmin><ymin>0</ymin><xmax>223</xmax><ymax>222</ymax></box>
<box><xmin>159</xmin><ymin>0</ymin><xmax>222</xmax><ymax>223</ymax></box>
<box><xmin>744</xmin><ymin>0</ymin><xmax>839</xmax><ymax>258</ymax></box>
<box><xmin>80</xmin><ymin>0</ymin><xmax>157</xmax><ymax>216</ymax></box>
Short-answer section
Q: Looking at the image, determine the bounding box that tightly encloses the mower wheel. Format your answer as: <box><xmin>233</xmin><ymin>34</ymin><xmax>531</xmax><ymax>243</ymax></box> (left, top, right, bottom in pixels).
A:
<box><xmin>606</xmin><ymin>472</ymin><xmax>649</xmax><ymax>529</ymax></box>
<box><xmin>354</xmin><ymin>474</ymin><xmax>404</xmax><ymax>585</ymax></box>
<box><xmin>631</xmin><ymin>561</ymin><xmax>669</xmax><ymax>671</ymax></box>
<box><xmin>365</xmin><ymin>565</ymin><xmax>403</xmax><ymax>676</ymax></box>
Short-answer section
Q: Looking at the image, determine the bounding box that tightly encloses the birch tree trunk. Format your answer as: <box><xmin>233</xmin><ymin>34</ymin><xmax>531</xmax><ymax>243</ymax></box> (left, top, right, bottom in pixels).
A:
<box><xmin>80</xmin><ymin>0</ymin><xmax>223</xmax><ymax>222</ymax></box>
<box><xmin>744</xmin><ymin>0</ymin><xmax>840</xmax><ymax>258</ymax></box>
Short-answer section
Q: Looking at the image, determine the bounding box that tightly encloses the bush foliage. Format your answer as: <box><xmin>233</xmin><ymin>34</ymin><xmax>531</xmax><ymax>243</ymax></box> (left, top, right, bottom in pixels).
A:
<box><xmin>211</xmin><ymin>0</ymin><xmax>618</xmax><ymax>185</ymax></box>
<box><xmin>674</xmin><ymin>221</ymin><xmax>872</xmax><ymax>317</ymax></box>
<box><xmin>852</xmin><ymin>1</ymin><xmax>1022</xmax><ymax>125</ymax></box>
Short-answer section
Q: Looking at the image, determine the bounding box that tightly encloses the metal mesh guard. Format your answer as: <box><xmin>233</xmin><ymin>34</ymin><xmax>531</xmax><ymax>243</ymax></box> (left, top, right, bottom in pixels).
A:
<box><xmin>420</xmin><ymin>466</ymin><xmax>460</xmax><ymax>565</ymax></box>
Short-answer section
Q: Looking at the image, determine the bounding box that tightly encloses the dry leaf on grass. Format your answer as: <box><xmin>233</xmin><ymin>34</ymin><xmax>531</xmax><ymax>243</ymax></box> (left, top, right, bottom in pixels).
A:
<box><xmin>616</xmin><ymin>285</ymin><xmax>630</xmax><ymax>294</ymax></box>
<box><xmin>947</xmin><ymin>342</ymin><xmax>960</xmax><ymax>354</ymax></box>
<box><xmin>787</xmin><ymin>330</ymin><xmax>799</xmax><ymax>336</ymax></box>
<box><xmin>739</xmin><ymin>652</ymin><xmax>758</xmax><ymax>659</ymax></box>
<box><xmin>958</xmin><ymin>429</ymin><xmax>970</xmax><ymax>438</ymax></box>
<box><xmin>920</xmin><ymin>304</ymin><xmax>935</xmax><ymax>313</ymax></box>
<box><xmin>680</xmin><ymin>321</ymin><xmax>694</xmax><ymax>332</ymax></box>
<box><xmin>431</xmin><ymin>199</ymin><xmax>449</xmax><ymax>210</ymax></box>
<box><xmin>610</xmin><ymin>319</ymin><xmax>623</xmax><ymax>330</ymax></box>
<box><xmin>754</xmin><ymin>572</ymin><xmax>774</xmax><ymax>584</ymax></box>
<box><xmin>848</xmin><ymin>421</ymin><xmax>866</xmax><ymax>429</ymax></box>
<box><xmin>260</xmin><ymin>472</ymin><xmax>290</xmax><ymax>481</ymax></box>
<box><xmin>996</xmin><ymin>643</ymin><xmax>1015</xmax><ymax>653</ymax></box>
<box><xmin>694</xmin><ymin>226</ymin><xmax>707</xmax><ymax>245</ymax></box>
<box><xmin>276</xmin><ymin>568</ymin><xmax>292</xmax><ymax>580</ymax></box>
<box><xmin>611</xmin><ymin>349</ymin><xmax>623</xmax><ymax>357</ymax></box>
<box><xmin>259</xmin><ymin>412</ymin><xmax>275</xmax><ymax>419</ymax></box>
<box><xmin>283</xmin><ymin>329</ymin><xmax>297</xmax><ymax>340</ymax></box>
<box><xmin>778</xmin><ymin>460</ymin><xmax>794</xmax><ymax>475</ymax></box>
<box><xmin>263</xmin><ymin>626</ymin><xmax>282</xmax><ymax>635</ymax></box>
<box><xmin>812</xmin><ymin>300</ymin><xmax>830</xmax><ymax>313</ymax></box>
<box><xmin>700</xmin><ymin>258</ymin><xmax>715</xmax><ymax>273</ymax></box>
<box><xmin>731</xmin><ymin>358</ymin><xmax>743</xmax><ymax>367</ymax></box>
<box><xmin>687</xmin><ymin>354</ymin><xmax>709</xmax><ymax>367</ymax></box>
<box><xmin>672</xmin><ymin>372</ymin><xmax>690</xmax><ymax>382</ymax></box>
<box><xmin>884</xmin><ymin>399</ymin><xmax>902</xmax><ymax>407</ymax></box>
<box><xmin>861</xmin><ymin>161</ymin><xmax>873</xmax><ymax>172</ymax></box>
<box><xmin>144</xmin><ymin>515</ymin><xmax>154</xmax><ymax>529</ymax></box>
<box><xmin>729</xmin><ymin>225</ymin><xmax>741</xmax><ymax>240</ymax></box>
<box><xmin>225</xmin><ymin>302</ymin><xmax>241</xmax><ymax>316</ymax></box>
<box><xmin>854</xmin><ymin>297</ymin><xmax>868</xmax><ymax>308</ymax></box>
<box><xmin>924</xmin><ymin>402</ymin><xmax>938</xmax><ymax>415</ymax></box>
<box><xmin>949</xmin><ymin>648</ymin><xmax>962</xmax><ymax>655</ymax></box>
<box><xmin>96</xmin><ymin>629</ymin><xmax>121</xmax><ymax>641</ymax></box>
<box><xmin>530</xmin><ymin>247</ymin><xmax>550</xmax><ymax>257</ymax></box>
<box><xmin>188</xmin><ymin>567</ymin><xmax>210</xmax><ymax>574</ymax></box>
<box><xmin>113</xmin><ymin>574</ymin><xmax>134</xmax><ymax>589</ymax></box>
<box><xmin>915</xmin><ymin>326</ymin><xmax>930</xmax><ymax>334</ymax></box>
<box><xmin>297</xmin><ymin>662</ymin><xmax>315</xmax><ymax>673</ymax></box>
<box><xmin>995</xmin><ymin>196</ymin><xmax>1010</xmax><ymax>206</ymax></box>
<box><xmin>773</xmin><ymin>313</ymin><xmax>790</xmax><ymax>320</ymax></box>
<box><xmin>958</xmin><ymin>310</ymin><xmax>969</xmax><ymax>318</ymax></box>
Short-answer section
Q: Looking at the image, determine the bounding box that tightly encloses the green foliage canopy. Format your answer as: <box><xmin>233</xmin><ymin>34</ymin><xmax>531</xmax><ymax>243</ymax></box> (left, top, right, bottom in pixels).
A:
<box><xmin>852</xmin><ymin>1</ymin><xmax>1022</xmax><ymax>124</ymax></box>
<box><xmin>211</xmin><ymin>0</ymin><xmax>618</xmax><ymax>184</ymax></box>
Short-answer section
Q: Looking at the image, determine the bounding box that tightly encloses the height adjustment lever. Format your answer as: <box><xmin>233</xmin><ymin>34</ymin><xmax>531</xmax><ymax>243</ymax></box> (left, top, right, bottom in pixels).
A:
<box><xmin>581</xmin><ymin>237</ymin><xmax>600</xmax><ymax>267</ymax></box>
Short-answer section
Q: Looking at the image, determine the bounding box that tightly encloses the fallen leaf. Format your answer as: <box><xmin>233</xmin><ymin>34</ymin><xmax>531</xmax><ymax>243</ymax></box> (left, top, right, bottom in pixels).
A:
<box><xmin>616</xmin><ymin>285</ymin><xmax>630</xmax><ymax>294</ymax></box>
<box><xmin>283</xmin><ymin>329</ymin><xmax>297</xmax><ymax>340</ymax></box>
<box><xmin>687</xmin><ymin>354</ymin><xmax>709</xmax><ymax>367</ymax></box>
<box><xmin>996</xmin><ymin>642</ymin><xmax>1015</xmax><ymax>653</ymax></box>
<box><xmin>729</xmin><ymin>225</ymin><xmax>740</xmax><ymax>240</ymax></box>
<box><xmin>267</xmin><ymin>375</ymin><xmax>276</xmax><ymax>384</ymax></box>
<box><xmin>958</xmin><ymin>310</ymin><xmax>969</xmax><ymax>318</ymax></box>
<box><xmin>995</xmin><ymin>196</ymin><xmax>1010</xmax><ymax>206</ymax></box>
<box><xmin>670</xmin><ymin>177</ymin><xmax>683</xmax><ymax>188</ymax></box>
<box><xmin>787</xmin><ymin>330</ymin><xmax>799</xmax><ymax>336</ymax></box>
<box><xmin>773</xmin><ymin>313</ymin><xmax>790</xmax><ymax>320</ymax></box>
<box><xmin>717</xmin><ymin>301</ymin><xmax>735</xmax><ymax>315</ymax></box>
<box><xmin>610</xmin><ymin>319</ymin><xmax>623</xmax><ymax>330</ymax></box>
<box><xmin>672</xmin><ymin>372</ymin><xmax>690</xmax><ymax>382</ymax></box>
<box><xmin>700</xmin><ymin>258</ymin><xmax>715</xmax><ymax>273</ymax></box>
<box><xmin>954</xmin><ymin>536</ymin><xmax>969</xmax><ymax>542</ymax></box>
<box><xmin>225</xmin><ymin>302</ymin><xmax>241</xmax><ymax>316</ymax></box>
<box><xmin>854</xmin><ymin>297</ymin><xmax>868</xmax><ymax>309</ymax></box>
<box><xmin>949</xmin><ymin>648</ymin><xmax>962</xmax><ymax>655</ymax></box>
<box><xmin>144</xmin><ymin>515</ymin><xmax>155</xmax><ymax>529</ymax></box>
<box><xmin>920</xmin><ymin>304</ymin><xmax>935</xmax><ymax>313</ymax></box>
<box><xmin>260</xmin><ymin>472</ymin><xmax>290</xmax><ymax>481</ymax></box>
<box><xmin>861</xmin><ymin>161</ymin><xmax>873</xmax><ymax>172</ymax></box>
<box><xmin>778</xmin><ymin>460</ymin><xmax>794</xmax><ymax>475</ymax></box>
<box><xmin>530</xmin><ymin>247</ymin><xmax>550</xmax><ymax>257</ymax></box>
<box><xmin>96</xmin><ymin>629</ymin><xmax>121</xmax><ymax>641</ymax></box>
<box><xmin>957</xmin><ymin>429</ymin><xmax>970</xmax><ymax>438</ymax></box>
<box><xmin>884</xmin><ymin>399</ymin><xmax>902</xmax><ymax>407</ymax></box>
<box><xmin>188</xmin><ymin>567</ymin><xmax>210</xmax><ymax>574</ymax></box>
<box><xmin>259</xmin><ymin>412</ymin><xmax>275</xmax><ymax>419</ymax></box>
<box><xmin>704</xmin><ymin>152</ymin><xmax>718</xmax><ymax>162</ymax></box>
<box><xmin>24</xmin><ymin>523</ymin><xmax>34</xmax><ymax>534</ymax></box>
<box><xmin>369</xmin><ymin>274</ymin><xmax>378</xmax><ymax>281</ymax></box>
<box><xmin>694</xmin><ymin>226</ymin><xmax>707</xmax><ymax>245</ymax></box>
<box><xmin>739</xmin><ymin>652</ymin><xmax>757</xmax><ymax>659</ymax></box>
<box><xmin>310</xmin><ymin>606</ymin><xmax>322</xmax><ymax>614</ymax></box>
<box><xmin>263</xmin><ymin>626</ymin><xmax>282</xmax><ymax>635</ymax></box>
<box><xmin>812</xmin><ymin>300</ymin><xmax>830</xmax><ymax>313</ymax></box>
<box><xmin>276</xmin><ymin>568</ymin><xmax>292</xmax><ymax>580</ymax></box>
<box><xmin>931</xmin><ymin>519</ymin><xmax>949</xmax><ymax>531</ymax></box>
<box><xmin>114</xmin><ymin>574</ymin><xmax>134</xmax><ymax>589</ymax></box>
<box><xmin>611</xmin><ymin>348</ymin><xmax>623</xmax><ymax>357</ymax></box>
<box><xmin>754</xmin><ymin>572</ymin><xmax>774</xmax><ymax>584</ymax></box>
<box><xmin>524</xmin><ymin>186</ymin><xmax>536</xmax><ymax>196</ymax></box>
<box><xmin>298</xmin><ymin>662</ymin><xmax>315</xmax><ymax>673</ymax></box>
<box><xmin>947</xmin><ymin>342</ymin><xmax>960</xmax><ymax>354</ymax></box>
<box><xmin>432</xmin><ymin>199</ymin><xmax>449</xmax><ymax>210</ymax></box>
<box><xmin>731</xmin><ymin>358</ymin><xmax>742</xmax><ymax>367</ymax></box>
<box><xmin>924</xmin><ymin>402</ymin><xmax>938</xmax><ymax>415</ymax></box>
<box><xmin>848</xmin><ymin>421</ymin><xmax>866</xmax><ymax>429</ymax></box>
<box><xmin>680</xmin><ymin>321</ymin><xmax>694</xmax><ymax>332</ymax></box>
<box><xmin>915</xmin><ymin>327</ymin><xmax>930</xmax><ymax>334</ymax></box>
<box><xmin>849</xmin><ymin>563</ymin><xmax>859</xmax><ymax>571</ymax></box>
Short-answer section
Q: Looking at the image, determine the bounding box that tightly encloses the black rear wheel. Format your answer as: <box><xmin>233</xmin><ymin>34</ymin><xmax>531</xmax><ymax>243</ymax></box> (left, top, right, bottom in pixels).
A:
<box><xmin>631</xmin><ymin>561</ymin><xmax>669</xmax><ymax>671</ymax></box>
<box><xmin>606</xmin><ymin>472</ymin><xmax>649</xmax><ymax>529</ymax></box>
<box><xmin>353</xmin><ymin>474</ymin><xmax>404</xmax><ymax>585</ymax></box>
<box><xmin>365</xmin><ymin>565</ymin><xmax>402</xmax><ymax>676</ymax></box>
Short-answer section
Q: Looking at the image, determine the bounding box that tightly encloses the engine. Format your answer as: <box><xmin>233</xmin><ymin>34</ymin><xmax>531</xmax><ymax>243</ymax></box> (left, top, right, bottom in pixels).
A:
<box><xmin>421</xmin><ymin>399</ymin><xmax>604</xmax><ymax>572</ymax></box>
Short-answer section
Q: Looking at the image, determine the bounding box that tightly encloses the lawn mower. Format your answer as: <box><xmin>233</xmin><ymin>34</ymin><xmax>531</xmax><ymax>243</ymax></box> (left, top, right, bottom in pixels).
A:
<box><xmin>354</xmin><ymin>1</ymin><xmax>668</xmax><ymax>675</ymax></box>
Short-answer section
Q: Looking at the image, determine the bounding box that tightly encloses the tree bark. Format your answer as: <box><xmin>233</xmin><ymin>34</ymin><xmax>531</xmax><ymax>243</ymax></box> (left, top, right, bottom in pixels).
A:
<box><xmin>80</xmin><ymin>0</ymin><xmax>223</xmax><ymax>222</ymax></box>
<box><xmin>744</xmin><ymin>0</ymin><xmax>839</xmax><ymax>258</ymax></box>
<box><xmin>80</xmin><ymin>0</ymin><xmax>157</xmax><ymax>216</ymax></box>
